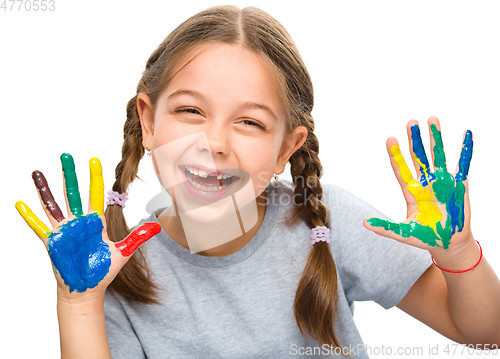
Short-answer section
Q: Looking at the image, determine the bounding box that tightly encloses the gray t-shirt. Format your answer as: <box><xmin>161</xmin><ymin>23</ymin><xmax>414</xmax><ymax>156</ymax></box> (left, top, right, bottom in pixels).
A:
<box><xmin>104</xmin><ymin>180</ymin><xmax>433</xmax><ymax>358</ymax></box>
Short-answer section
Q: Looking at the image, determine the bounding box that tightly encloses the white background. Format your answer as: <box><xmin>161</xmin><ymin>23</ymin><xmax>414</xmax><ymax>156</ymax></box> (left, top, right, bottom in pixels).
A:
<box><xmin>1</xmin><ymin>0</ymin><xmax>499</xmax><ymax>358</ymax></box>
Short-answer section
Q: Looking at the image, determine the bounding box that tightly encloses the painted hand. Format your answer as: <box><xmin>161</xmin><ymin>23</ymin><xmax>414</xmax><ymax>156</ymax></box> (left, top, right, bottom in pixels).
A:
<box><xmin>364</xmin><ymin>118</ymin><xmax>473</xmax><ymax>253</ymax></box>
<box><xmin>16</xmin><ymin>154</ymin><xmax>161</xmax><ymax>297</ymax></box>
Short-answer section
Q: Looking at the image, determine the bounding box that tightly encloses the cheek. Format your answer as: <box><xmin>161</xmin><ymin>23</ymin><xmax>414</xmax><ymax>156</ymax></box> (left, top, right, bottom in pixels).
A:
<box><xmin>152</xmin><ymin>117</ymin><xmax>186</xmax><ymax>148</ymax></box>
<box><xmin>238</xmin><ymin>141</ymin><xmax>278</xmax><ymax>184</ymax></box>
<box><xmin>152</xmin><ymin>119</ymin><xmax>198</xmax><ymax>167</ymax></box>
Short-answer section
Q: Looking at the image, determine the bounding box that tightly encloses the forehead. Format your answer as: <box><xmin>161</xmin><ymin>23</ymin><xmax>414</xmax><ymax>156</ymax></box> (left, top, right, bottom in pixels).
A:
<box><xmin>165</xmin><ymin>42</ymin><xmax>284</xmax><ymax>111</ymax></box>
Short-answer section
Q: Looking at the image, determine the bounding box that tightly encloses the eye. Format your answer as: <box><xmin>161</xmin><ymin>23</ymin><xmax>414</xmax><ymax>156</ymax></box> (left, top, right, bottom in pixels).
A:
<box><xmin>241</xmin><ymin>119</ymin><xmax>265</xmax><ymax>130</ymax></box>
<box><xmin>176</xmin><ymin>107</ymin><xmax>202</xmax><ymax>115</ymax></box>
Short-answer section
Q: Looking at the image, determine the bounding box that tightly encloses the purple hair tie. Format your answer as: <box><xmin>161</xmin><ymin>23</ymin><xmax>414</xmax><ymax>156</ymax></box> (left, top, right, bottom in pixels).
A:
<box><xmin>310</xmin><ymin>225</ymin><xmax>331</xmax><ymax>246</ymax></box>
<box><xmin>106</xmin><ymin>190</ymin><xmax>128</xmax><ymax>208</ymax></box>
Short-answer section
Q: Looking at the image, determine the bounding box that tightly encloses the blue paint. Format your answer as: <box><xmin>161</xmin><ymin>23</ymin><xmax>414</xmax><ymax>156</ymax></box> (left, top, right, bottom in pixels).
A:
<box><xmin>47</xmin><ymin>212</ymin><xmax>111</xmax><ymax>293</ymax></box>
<box><xmin>455</xmin><ymin>130</ymin><xmax>473</xmax><ymax>181</ymax></box>
<box><xmin>410</xmin><ymin>125</ymin><xmax>436</xmax><ymax>186</ymax></box>
<box><xmin>370</xmin><ymin>125</ymin><xmax>472</xmax><ymax>250</ymax></box>
<box><xmin>448</xmin><ymin>130</ymin><xmax>472</xmax><ymax>237</ymax></box>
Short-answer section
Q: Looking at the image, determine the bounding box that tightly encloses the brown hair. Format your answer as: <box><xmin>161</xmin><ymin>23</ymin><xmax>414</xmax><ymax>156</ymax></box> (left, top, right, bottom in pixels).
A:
<box><xmin>106</xmin><ymin>5</ymin><xmax>344</xmax><ymax>351</ymax></box>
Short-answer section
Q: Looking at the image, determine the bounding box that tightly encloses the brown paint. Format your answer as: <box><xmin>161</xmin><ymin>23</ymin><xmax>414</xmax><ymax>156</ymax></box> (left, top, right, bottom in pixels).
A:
<box><xmin>32</xmin><ymin>170</ymin><xmax>64</xmax><ymax>222</ymax></box>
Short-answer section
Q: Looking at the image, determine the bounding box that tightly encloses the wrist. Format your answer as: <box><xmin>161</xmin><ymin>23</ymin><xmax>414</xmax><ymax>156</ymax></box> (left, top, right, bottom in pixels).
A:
<box><xmin>57</xmin><ymin>287</ymin><xmax>106</xmax><ymax>313</ymax></box>
<box><xmin>430</xmin><ymin>236</ymin><xmax>481</xmax><ymax>273</ymax></box>
<box><xmin>57</xmin><ymin>297</ymin><xmax>105</xmax><ymax>319</ymax></box>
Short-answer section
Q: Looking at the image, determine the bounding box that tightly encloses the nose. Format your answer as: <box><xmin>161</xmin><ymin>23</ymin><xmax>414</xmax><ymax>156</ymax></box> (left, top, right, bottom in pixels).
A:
<box><xmin>199</xmin><ymin>122</ymin><xmax>229</xmax><ymax>157</ymax></box>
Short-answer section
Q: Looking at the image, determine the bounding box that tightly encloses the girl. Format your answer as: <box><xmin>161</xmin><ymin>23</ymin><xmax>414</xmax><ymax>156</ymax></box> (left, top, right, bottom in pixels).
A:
<box><xmin>15</xmin><ymin>5</ymin><xmax>500</xmax><ymax>358</ymax></box>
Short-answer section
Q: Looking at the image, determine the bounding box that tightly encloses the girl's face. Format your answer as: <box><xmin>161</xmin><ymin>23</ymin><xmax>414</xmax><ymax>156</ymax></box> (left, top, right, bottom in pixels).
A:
<box><xmin>139</xmin><ymin>42</ymin><xmax>306</xmax><ymax>221</ymax></box>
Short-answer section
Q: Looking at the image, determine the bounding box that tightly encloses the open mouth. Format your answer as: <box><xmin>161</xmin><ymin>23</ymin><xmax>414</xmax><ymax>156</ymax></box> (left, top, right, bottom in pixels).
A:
<box><xmin>182</xmin><ymin>166</ymin><xmax>237</xmax><ymax>192</ymax></box>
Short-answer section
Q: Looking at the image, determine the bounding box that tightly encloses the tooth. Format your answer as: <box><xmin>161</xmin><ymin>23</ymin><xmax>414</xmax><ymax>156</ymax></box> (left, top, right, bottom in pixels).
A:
<box><xmin>186</xmin><ymin>172</ymin><xmax>229</xmax><ymax>191</ymax></box>
<box><xmin>198</xmin><ymin>170</ymin><xmax>208</xmax><ymax>178</ymax></box>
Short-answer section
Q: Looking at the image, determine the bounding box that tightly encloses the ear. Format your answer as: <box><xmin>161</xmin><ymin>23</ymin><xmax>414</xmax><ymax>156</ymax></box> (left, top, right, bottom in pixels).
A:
<box><xmin>137</xmin><ymin>92</ymin><xmax>155</xmax><ymax>150</ymax></box>
<box><xmin>275</xmin><ymin>126</ymin><xmax>308</xmax><ymax>174</ymax></box>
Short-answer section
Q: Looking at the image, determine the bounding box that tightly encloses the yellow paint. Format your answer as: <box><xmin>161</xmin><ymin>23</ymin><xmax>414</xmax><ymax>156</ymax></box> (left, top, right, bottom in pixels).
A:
<box><xmin>390</xmin><ymin>145</ymin><xmax>442</xmax><ymax>230</ymax></box>
<box><xmin>89</xmin><ymin>158</ymin><xmax>104</xmax><ymax>215</ymax></box>
<box><xmin>412</xmin><ymin>154</ymin><xmax>436</xmax><ymax>197</ymax></box>
<box><xmin>413</xmin><ymin>156</ymin><xmax>430</xmax><ymax>182</ymax></box>
<box><xmin>15</xmin><ymin>201</ymin><xmax>50</xmax><ymax>239</ymax></box>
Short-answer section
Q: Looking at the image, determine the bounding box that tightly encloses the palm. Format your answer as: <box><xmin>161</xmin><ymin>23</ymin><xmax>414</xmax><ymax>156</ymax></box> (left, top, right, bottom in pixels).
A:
<box><xmin>46</xmin><ymin>213</ymin><xmax>116</xmax><ymax>295</ymax></box>
<box><xmin>16</xmin><ymin>153</ymin><xmax>160</xmax><ymax>298</ymax></box>
<box><xmin>366</xmin><ymin>118</ymin><xmax>473</xmax><ymax>252</ymax></box>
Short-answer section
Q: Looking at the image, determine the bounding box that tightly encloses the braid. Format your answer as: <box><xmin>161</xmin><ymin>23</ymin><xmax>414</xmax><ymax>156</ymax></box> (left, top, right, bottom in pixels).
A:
<box><xmin>113</xmin><ymin>95</ymin><xmax>145</xmax><ymax>192</ymax></box>
<box><xmin>105</xmin><ymin>94</ymin><xmax>160</xmax><ymax>304</ymax></box>
<box><xmin>288</xmin><ymin>119</ymin><xmax>345</xmax><ymax>351</ymax></box>
<box><xmin>288</xmin><ymin>131</ymin><xmax>327</xmax><ymax>228</ymax></box>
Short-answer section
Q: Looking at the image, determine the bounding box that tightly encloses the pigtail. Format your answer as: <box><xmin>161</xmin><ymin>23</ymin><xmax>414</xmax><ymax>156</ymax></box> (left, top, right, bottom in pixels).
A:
<box><xmin>287</xmin><ymin>127</ymin><xmax>345</xmax><ymax>351</ymax></box>
<box><xmin>105</xmin><ymin>94</ymin><xmax>160</xmax><ymax>304</ymax></box>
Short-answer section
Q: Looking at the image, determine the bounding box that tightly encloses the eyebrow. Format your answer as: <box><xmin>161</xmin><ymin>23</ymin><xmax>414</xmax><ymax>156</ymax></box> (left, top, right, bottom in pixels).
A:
<box><xmin>167</xmin><ymin>89</ymin><xmax>278</xmax><ymax>121</ymax></box>
<box><xmin>168</xmin><ymin>89</ymin><xmax>204</xmax><ymax>101</ymax></box>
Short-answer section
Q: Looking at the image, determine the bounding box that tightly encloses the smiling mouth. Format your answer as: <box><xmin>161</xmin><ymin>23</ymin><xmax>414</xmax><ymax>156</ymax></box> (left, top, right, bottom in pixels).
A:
<box><xmin>182</xmin><ymin>166</ymin><xmax>238</xmax><ymax>191</ymax></box>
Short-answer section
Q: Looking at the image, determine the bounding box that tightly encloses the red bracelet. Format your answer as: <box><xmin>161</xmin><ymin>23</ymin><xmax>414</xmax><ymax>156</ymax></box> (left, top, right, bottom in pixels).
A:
<box><xmin>431</xmin><ymin>240</ymin><xmax>482</xmax><ymax>274</ymax></box>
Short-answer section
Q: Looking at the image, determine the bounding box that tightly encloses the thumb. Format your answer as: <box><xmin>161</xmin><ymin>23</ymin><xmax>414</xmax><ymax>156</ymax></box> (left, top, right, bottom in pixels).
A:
<box><xmin>115</xmin><ymin>222</ymin><xmax>161</xmax><ymax>257</ymax></box>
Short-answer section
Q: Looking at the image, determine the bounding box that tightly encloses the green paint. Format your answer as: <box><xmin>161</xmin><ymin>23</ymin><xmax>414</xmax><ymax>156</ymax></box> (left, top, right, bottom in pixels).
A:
<box><xmin>369</xmin><ymin>125</ymin><xmax>473</xmax><ymax>250</ymax></box>
<box><xmin>61</xmin><ymin>153</ymin><xmax>83</xmax><ymax>217</ymax></box>
<box><xmin>431</xmin><ymin>124</ymin><xmax>447</xmax><ymax>170</ymax></box>
<box><xmin>436</xmin><ymin>219</ymin><xmax>451</xmax><ymax>249</ymax></box>
<box><xmin>431</xmin><ymin>169</ymin><xmax>455</xmax><ymax>204</ymax></box>
<box><xmin>367</xmin><ymin>218</ymin><xmax>439</xmax><ymax>247</ymax></box>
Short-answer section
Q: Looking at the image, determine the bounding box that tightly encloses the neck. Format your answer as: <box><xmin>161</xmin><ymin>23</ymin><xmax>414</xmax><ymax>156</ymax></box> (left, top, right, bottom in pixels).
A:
<box><xmin>158</xmin><ymin>190</ymin><xmax>267</xmax><ymax>257</ymax></box>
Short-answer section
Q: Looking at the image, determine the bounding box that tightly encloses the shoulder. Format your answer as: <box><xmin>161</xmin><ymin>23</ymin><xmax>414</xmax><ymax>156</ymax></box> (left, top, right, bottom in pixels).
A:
<box><xmin>271</xmin><ymin>178</ymin><xmax>349</xmax><ymax>203</ymax></box>
<box><xmin>322</xmin><ymin>183</ymin><xmax>375</xmax><ymax>213</ymax></box>
<box><xmin>271</xmin><ymin>179</ymin><xmax>374</xmax><ymax>218</ymax></box>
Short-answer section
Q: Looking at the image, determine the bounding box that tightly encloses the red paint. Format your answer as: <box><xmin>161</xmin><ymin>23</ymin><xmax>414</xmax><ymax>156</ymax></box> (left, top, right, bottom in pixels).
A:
<box><xmin>115</xmin><ymin>222</ymin><xmax>161</xmax><ymax>257</ymax></box>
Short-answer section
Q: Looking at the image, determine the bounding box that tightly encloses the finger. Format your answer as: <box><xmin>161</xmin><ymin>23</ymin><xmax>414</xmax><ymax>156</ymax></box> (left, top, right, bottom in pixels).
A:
<box><xmin>32</xmin><ymin>170</ymin><xmax>65</xmax><ymax>226</ymax></box>
<box><xmin>449</xmin><ymin>129</ymin><xmax>473</xmax><ymax>236</ymax></box>
<box><xmin>365</xmin><ymin>217</ymin><xmax>440</xmax><ymax>249</ymax></box>
<box><xmin>15</xmin><ymin>201</ymin><xmax>51</xmax><ymax>241</ymax></box>
<box><xmin>60</xmin><ymin>153</ymin><xmax>83</xmax><ymax>217</ymax></box>
<box><xmin>386</xmin><ymin>138</ymin><xmax>420</xmax><ymax>203</ymax></box>
<box><xmin>89</xmin><ymin>158</ymin><xmax>104</xmax><ymax>215</ymax></box>
<box><xmin>425</xmin><ymin>118</ymin><xmax>457</xmax><ymax>208</ymax></box>
<box><xmin>406</xmin><ymin>121</ymin><xmax>435</xmax><ymax>187</ymax></box>
<box><xmin>115</xmin><ymin>222</ymin><xmax>161</xmax><ymax>257</ymax></box>
<box><xmin>387</xmin><ymin>139</ymin><xmax>442</xmax><ymax>228</ymax></box>
<box><xmin>428</xmin><ymin>117</ymin><xmax>448</xmax><ymax>172</ymax></box>
<box><xmin>455</xmin><ymin>129</ymin><xmax>473</xmax><ymax>182</ymax></box>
